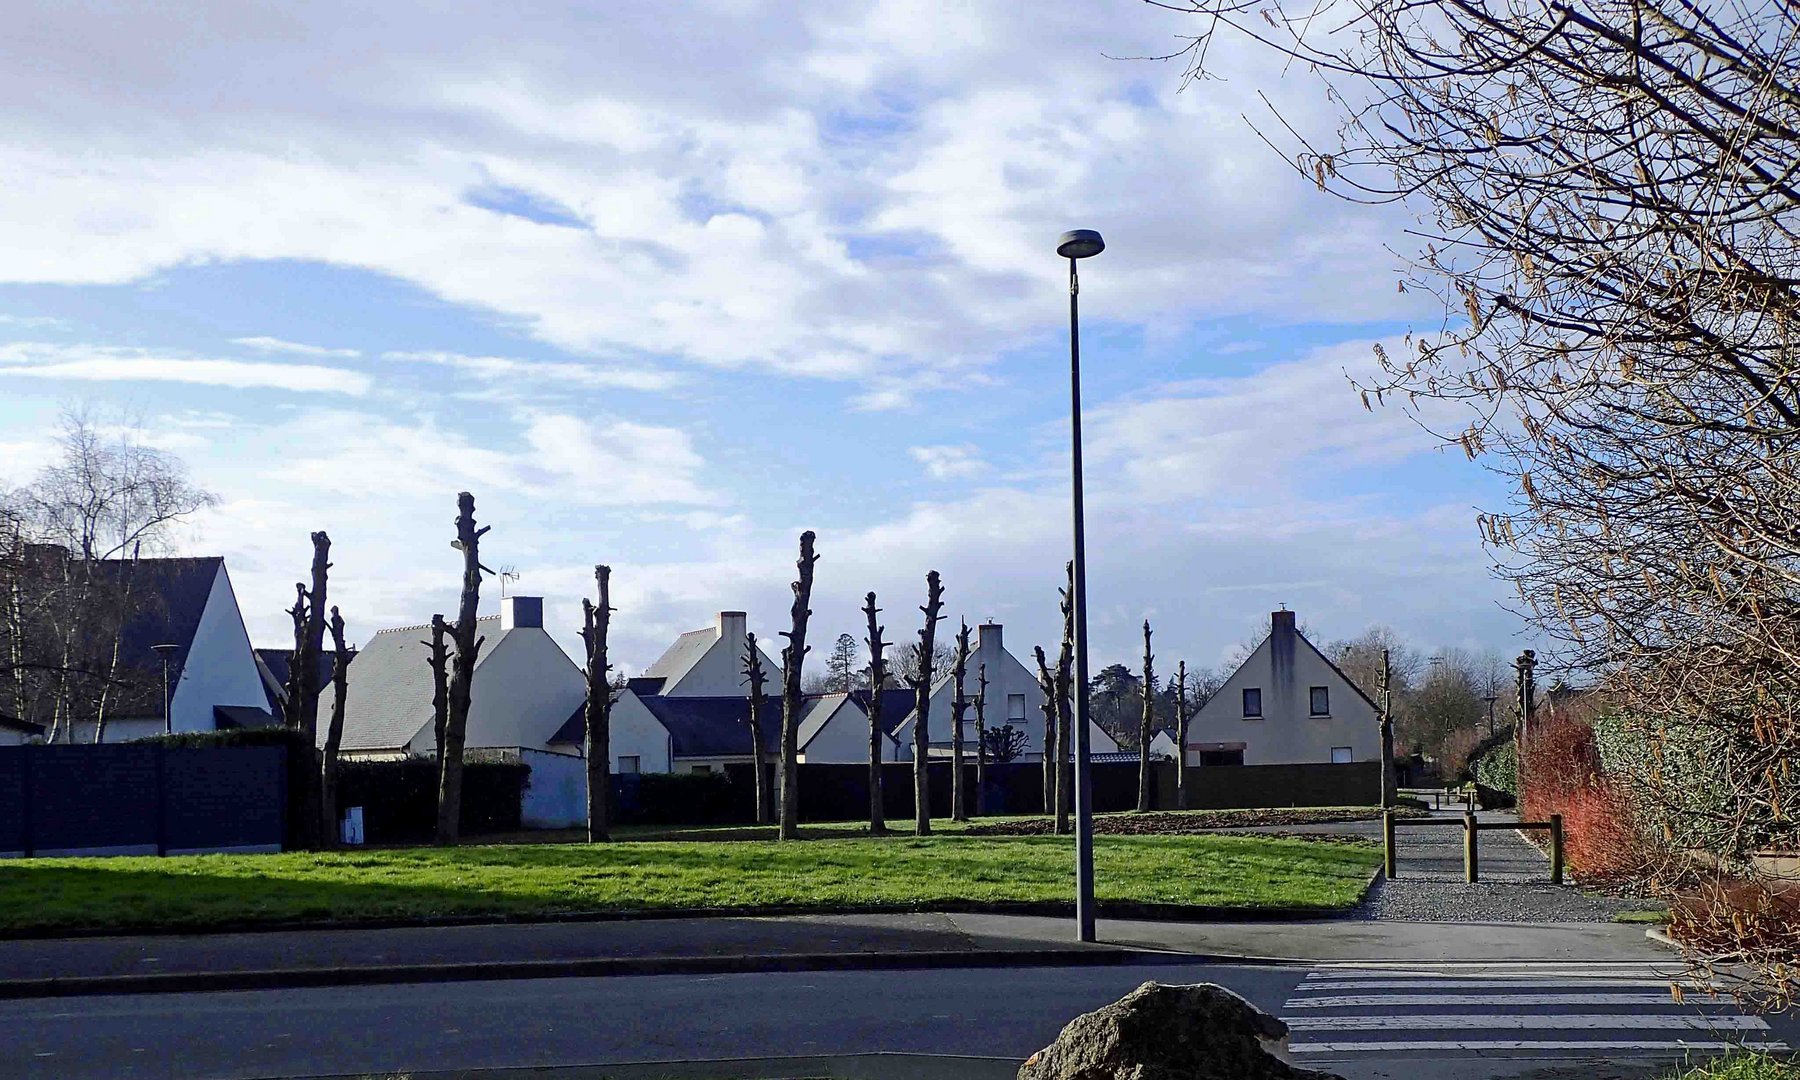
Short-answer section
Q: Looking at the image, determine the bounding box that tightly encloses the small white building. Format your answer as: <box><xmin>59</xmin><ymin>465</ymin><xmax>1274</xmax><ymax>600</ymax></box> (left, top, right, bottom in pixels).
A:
<box><xmin>636</xmin><ymin>610</ymin><xmax>779</xmax><ymax>698</ymax></box>
<box><xmin>1184</xmin><ymin>609</ymin><xmax>1377</xmax><ymax>766</ymax></box>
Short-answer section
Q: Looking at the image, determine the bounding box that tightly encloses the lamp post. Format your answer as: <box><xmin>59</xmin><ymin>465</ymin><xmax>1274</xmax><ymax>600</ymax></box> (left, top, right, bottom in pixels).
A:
<box><xmin>151</xmin><ymin>643</ymin><xmax>179</xmax><ymax>735</ymax></box>
<box><xmin>1057</xmin><ymin>228</ymin><xmax>1104</xmax><ymax>943</ymax></box>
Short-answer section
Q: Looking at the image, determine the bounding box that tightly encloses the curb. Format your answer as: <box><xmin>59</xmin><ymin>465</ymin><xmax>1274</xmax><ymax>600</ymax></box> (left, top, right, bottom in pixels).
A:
<box><xmin>0</xmin><ymin>944</ymin><xmax>1240</xmax><ymax>1001</ymax></box>
<box><xmin>0</xmin><ymin>900</ymin><xmax>1354</xmax><ymax>942</ymax></box>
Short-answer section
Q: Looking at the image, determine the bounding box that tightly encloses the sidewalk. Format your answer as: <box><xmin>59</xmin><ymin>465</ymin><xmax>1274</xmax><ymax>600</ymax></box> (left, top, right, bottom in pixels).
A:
<box><xmin>0</xmin><ymin>908</ymin><xmax>1670</xmax><ymax>999</ymax></box>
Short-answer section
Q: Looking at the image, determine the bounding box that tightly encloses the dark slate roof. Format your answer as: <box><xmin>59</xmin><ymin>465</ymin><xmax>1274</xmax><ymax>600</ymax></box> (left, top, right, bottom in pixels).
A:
<box><xmin>213</xmin><ymin>704</ymin><xmax>277</xmax><ymax>729</ymax></box>
<box><xmin>85</xmin><ymin>557</ymin><xmax>224</xmax><ymax>716</ymax></box>
<box><xmin>0</xmin><ymin>713</ymin><xmax>44</xmax><ymax>736</ymax></box>
<box><xmin>641</xmin><ymin>628</ymin><xmax>716</xmax><ymax>685</ymax></box>
<box><xmin>626</xmin><ymin>676</ymin><xmax>666</xmax><ymax>695</ymax></box>
<box><xmin>256</xmin><ymin>647</ymin><xmax>355</xmax><ymax>713</ymax></box>
<box><xmin>553</xmin><ymin>694</ymin><xmax>784</xmax><ymax>757</ymax></box>
<box><xmin>847</xmin><ymin>687</ymin><xmax>917</xmax><ymax>737</ymax></box>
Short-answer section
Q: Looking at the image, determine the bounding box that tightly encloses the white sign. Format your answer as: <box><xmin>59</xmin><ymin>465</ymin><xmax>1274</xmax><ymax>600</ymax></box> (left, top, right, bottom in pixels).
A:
<box><xmin>340</xmin><ymin>806</ymin><xmax>365</xmax><ymax>845</ymax></box>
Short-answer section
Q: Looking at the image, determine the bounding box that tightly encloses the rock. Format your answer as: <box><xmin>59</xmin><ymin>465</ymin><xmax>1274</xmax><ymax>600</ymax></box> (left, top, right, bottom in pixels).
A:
<box><xmin>1016</xmin><ymin>981</ymin><xmax>1344</xmax><ymax>1080</ymax></box>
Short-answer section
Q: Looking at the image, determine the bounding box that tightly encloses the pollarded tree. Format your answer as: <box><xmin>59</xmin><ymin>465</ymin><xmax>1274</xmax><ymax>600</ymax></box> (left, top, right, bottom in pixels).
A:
<box><xmin>777</xmin><ymin>531</ymin><xmax>819</xmax><ymax>840</ymax></box>
<box><xmin>1033</xmin><ymin>645</ymin><xmax>1058</xmax><ymax>818</ymax></box>
<box><xmin>319</xmin><ymin>605</ymin><xmax>351</xmax><ymax>846</ymax></box>
<box><xmin>580</xmin><ymin>565</ymin><xmax>615</xmax><ymax>842</ymax></box>
<box><xmin>862</xmin><ymin>592</ymin><xmax>889</xmax><ymax>834</ymax></box>
<box><xmin>910</xmin><ymin>570</ymin><xmax>945</xmax><ymax>835</ymax></box>
<box><xmin>949</xmin><ymin>621</ymin><xmax>971</xmax><ymax>823</ymax></box>
<box><xmin>972</xmin><ymin>661</ymin><xmax>989</xmax><ymax>817</ymax></box>
<box><xmin>437</xmin><ymin>492</ymin><xmax>492</xmax><ymax>845</ymax></box>
<box><xmin>1137</xmin><ymin>620</ymin><xmax>1155</xmax><ymax>813</ymax></box>
<box><xmin>742</xmin><ymin>630</ymin><xmax>771</xmax><ymax>826</ymax></box>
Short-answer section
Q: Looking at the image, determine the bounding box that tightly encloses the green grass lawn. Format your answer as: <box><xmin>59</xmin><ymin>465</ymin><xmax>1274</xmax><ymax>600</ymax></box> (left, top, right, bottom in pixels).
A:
<box><xmin>1667</xmin><ymin>1054</ymin><xmax>1800</xmax><ymax>1079</ymax></box>
<box><xmin>0</xmin><ymin>831</ymin><xmax>1378</xmax><ymax>935</ymax></box>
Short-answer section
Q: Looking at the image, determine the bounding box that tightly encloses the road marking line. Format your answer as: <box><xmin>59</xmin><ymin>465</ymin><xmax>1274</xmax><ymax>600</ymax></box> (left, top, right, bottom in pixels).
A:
<box><xmin>1288</xmin><ymin>993</ymin><xmax>1699</xmax><ymax>1008</ymax></box>
<box><xmin>1287</xmin><ymin>1014</ymin><xmax>1768</xmax><ymax>1032</ymax></box>
<box><xmin>1291</xmin><ymin>1039</ymin><xmax>1792</xmax><ymax>1055</ymax></box>
<box><xmin>1294</xmin><ymin>979</ymin><xmax>1706</xmax><ymax>991</ymax></box>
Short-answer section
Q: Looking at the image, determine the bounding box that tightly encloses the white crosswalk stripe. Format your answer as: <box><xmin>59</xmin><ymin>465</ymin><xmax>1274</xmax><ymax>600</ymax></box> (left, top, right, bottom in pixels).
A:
<box><xmin>1279</xmin><ymin>963</ymin><xmax>1789</xmax><ymax>1060</ymax></box>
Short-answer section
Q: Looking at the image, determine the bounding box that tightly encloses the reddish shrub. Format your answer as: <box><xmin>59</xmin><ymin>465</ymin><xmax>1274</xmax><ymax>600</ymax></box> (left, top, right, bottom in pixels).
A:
<box><xmin>1520</xmin><ymin>710</ymin><xmax>1654</xmax><ymax>884</ymax></box>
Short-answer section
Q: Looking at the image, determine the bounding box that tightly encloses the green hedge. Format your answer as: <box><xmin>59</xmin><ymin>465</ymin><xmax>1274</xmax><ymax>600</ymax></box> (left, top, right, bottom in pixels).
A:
<box><xmin>613</xmin><ymin>770</ymin><xmax>746</xmax><ymax>825</ymax></box>
<box><xmin>1472</xmin><ymin>739</ymin><xmax>1517</xmax><ymax>795</ymax></box>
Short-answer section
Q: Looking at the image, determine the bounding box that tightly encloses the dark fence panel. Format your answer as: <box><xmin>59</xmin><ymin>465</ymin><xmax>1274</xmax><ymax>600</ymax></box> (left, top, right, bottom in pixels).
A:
<box><xmin>1158</xmin><ymin>760</ymin><xmax>1382</xmax><ymax>809</ymax></box>
<box><xmin>335</xmin><ymin>757</ymin><xmax>527</xmax><ymax>844</ymax></box>
<box><xmin>0</xmin><ymin>743</ymin><xmax>286</xmax><ymax>856</ymax></box>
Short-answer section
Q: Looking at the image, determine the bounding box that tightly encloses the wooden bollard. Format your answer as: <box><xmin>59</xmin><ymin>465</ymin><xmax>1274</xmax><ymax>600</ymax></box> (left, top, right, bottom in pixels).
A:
<box><xmin>1464</xmin><ymin>811</ymin><xmax>1479</xmax><ymax>883</ymax></box>
<box><xmin>1550</xmin><ymin>813</ymin><xmax>1564</xmax><ymax>885</ymax></box>
<box><xmin>1383</xmin><ymin>809</ymin><xmax>1397</xmax><ymax>879</ymax></box>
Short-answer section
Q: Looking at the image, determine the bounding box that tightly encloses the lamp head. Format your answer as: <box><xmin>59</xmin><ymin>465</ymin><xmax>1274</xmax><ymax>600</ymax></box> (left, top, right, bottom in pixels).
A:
<box><xmin>1056</xmin><ymin>229</ymin><xmax>1105</xmax><ymax>259</ymax></box>
<box><xmin>151</xmin><ymin>643</ymin><xmax>179</xmax><ymax>661</ymax></box>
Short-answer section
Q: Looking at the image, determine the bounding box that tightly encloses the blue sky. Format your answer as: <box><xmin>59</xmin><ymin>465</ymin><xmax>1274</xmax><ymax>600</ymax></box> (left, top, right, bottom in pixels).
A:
<box><xmin>0</xmin><ymin>1</ymin><xmax>1522</xmax><ymax>674</ymax></box>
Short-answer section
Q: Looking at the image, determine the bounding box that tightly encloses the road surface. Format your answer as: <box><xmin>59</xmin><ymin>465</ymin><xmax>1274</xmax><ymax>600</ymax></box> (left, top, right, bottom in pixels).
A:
<box><xmin>3</xmin><ymin>959</ymin><xmax>1790</xmax><ymax>1080</ymax></box>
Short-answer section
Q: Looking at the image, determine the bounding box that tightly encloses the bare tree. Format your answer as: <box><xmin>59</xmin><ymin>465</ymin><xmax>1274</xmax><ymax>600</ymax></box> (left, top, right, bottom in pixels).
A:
<box><xmin>1137</xmin><ymin>620</ymin><xmax>1155</xmax><ymax>812</ymax></box>
<box><xmin>742</xmin><ymin>630</ymin><xmax>771</xmax><ymax>827</ymax></box>
<box><xmin>982</xmin><ymin>724</ymin><xmax>1028</xmax><ymax>763</ymax></box>
<box><xmin>778</xmin><ymin>531</ymin><xmax>819</xmax><ymax>841</ymax></box>
<box><xmin>891</xmin><ymin>640</ymin><xmax>952</xmax><ymax>687</ymax></box>
<box><xmin>581</xmin><ymin>565</ymin><xmax>614</xmax><ymax>842</ymax></box>
<box><xmin>1054</xmin><ymin>561</ymin><xmax>1075</xmax><ymax>834</ymax></box>
<box><xmin>284</xmin><ymin>531</ymin><xmax>331</xmax><ymax>849</ymax></box>
<box><xmin>949</xmin><ymin>621</ymin><xmax>971</xmax><ymax>823</ymax></box>
<box><xmin>437</xmin><ymin>492</ymin><xmax>491</xmax><ymax>845</ymax></box>
<box><xmin>910</xmin><ymin>570</ymin><xmax>945</xmax><ymax>835</ymax></box>
<box><xmin>319</xmin><ymin>606</ymin><xmax>350</xmax><ymax>845</ymax></box>
<box><xmin>425</xmin><ymin>614</ymin><xmax>449</xmax><ymax>763</ymax></box>
<box><xmin>972</xmin><ymin>661</ymin><xmax>988</xmax><ymax>817</ymax></box>
<box><xmin>1034</xmin><ymin>644</ymin><xmax>1057</xmax><ymax>817</ymax></box>
<box><xmin>1158</xmin><ymin>0</ymin><xmax>1800</xmax><ymax>995</ymax></box>
<box><xmin>1172</xmin><ymin>660</ymin><xmax>1199</xmax><ymax>810</ymax></box>
<box><xmin>1377</xmin><ymin>649</ymin><xmax>1396</xmax><ymax>807</ymax></box>
<box><xmin>862</xmin><ymin>592</ymin><xmax>888</xmax><ymax>835</ymax></box>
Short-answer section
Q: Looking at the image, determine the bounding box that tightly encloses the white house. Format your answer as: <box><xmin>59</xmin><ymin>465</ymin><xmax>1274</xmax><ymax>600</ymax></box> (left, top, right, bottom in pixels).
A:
<box><xmin>331</xmin><ymin>596</ymin><xmax>607</xmax><ymax>759</ymax></box>
<box><xmin>858</xmin><ymin>623</ymin><xmax>1120</xmax><ymax>764</ymax></box>
<box><xmin>636</xmin><ymin>610</ymin><xmax>778</xmax><ymax>697</ymax></box>
<box><xmin>1184</xmin><ymin>609</ymin><xmax>1377</xmax><ymax>766</ymax></box>
<box><xmin>73</xmin><ymin>557</ymin><xmax>273</xmax><ymax>743</ymax></box>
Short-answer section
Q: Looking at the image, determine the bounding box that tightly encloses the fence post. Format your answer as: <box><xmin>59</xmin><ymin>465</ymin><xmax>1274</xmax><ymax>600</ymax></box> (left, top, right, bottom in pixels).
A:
<box><xmin>1549</xmin><ymin>813</ymin><xmax>1564</xmax><ymax>885</ymax></box>
<box><xmin>1383</xmin><ymin>808</ymin><xmax>1397</xmax><ymax>878</ymax></box>
<box><xmin>1464</xmin><ymin>810</ymin><xmax>1478</xmax><ymax>883</ymax></box>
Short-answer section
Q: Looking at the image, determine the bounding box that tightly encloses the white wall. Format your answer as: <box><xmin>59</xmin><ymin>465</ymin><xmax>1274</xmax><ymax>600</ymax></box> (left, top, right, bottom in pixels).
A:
<box><xmin>1187</xmin><ymin>627</ymin><xmax>1376</xmax><ymax>765</ymax></box>
<box><xmin>799</xmin><ymin>698</ymin><xmax>905</xmax><ymax>763</ymax></box>
<box><xmin>406</xmin><ymin>626</ymin><xmax>586</xmax><ymax>753</ymax></box>
<box><xmin>662</xmin><ymin>625</ymin><xmax>779</xmax><ymax>697</ymax></box>
<box><xmin>606</xmin><ymin>691</ymin><xmax>673</xmax><ymax>773</ymax></box>
<box><xmin>170</xmin><ymin>564</ymin><xmax>272</xmax><ymax>734</ymax></box>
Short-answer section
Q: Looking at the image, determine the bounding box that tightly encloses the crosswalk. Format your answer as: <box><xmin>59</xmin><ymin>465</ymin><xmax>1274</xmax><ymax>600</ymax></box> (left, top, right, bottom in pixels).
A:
<box><xmin>1279</xmin><ymin>962</ymin><xmax>1790</xmax><ymax>1061</ymax></box>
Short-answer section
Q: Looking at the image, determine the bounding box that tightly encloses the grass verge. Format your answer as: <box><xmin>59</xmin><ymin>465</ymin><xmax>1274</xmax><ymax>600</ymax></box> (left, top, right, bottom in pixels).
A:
<box><xmin>1666</xmin><ymin>1053</ymin><xmax>1800</xmax><ymax>1079</ymax></box>
<box><xmin>0</xmin><ymin>832</ymin><xmax>1377</xmax><ymax>935</ymax></box>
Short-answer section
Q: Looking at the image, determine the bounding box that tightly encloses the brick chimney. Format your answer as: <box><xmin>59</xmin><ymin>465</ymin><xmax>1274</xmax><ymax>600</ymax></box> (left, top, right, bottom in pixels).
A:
<box><xmin>501</xmin><ymin>596</ymin><xmax>543</xmax><ymax>631</ymax></box>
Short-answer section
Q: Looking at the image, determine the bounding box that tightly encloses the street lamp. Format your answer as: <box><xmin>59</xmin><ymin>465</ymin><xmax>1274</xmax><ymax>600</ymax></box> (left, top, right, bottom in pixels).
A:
<box><xmin>151</xmin><ymin>643</ymin><xmax>179</xmax><ymax>735</ymax></box>
<box><xmin>1057</xmin><ymin>228</ymin><xmax>1104</xmax><ymax>943</ymax></box>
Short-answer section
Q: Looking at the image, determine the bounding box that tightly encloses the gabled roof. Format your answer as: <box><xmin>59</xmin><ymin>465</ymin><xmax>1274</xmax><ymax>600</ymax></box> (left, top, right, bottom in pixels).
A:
<box><xmin>626</xmin><ymin>676</ymin><xmax>666</xmax><ymax>695</ymax></box>
<box><xmin>644</xmin><ymin>695</ymin><xmax>784</xmax><ymax>758</ymax></box>
<box><xmin>1299</xmin><ymin>634</ymin><xmax>1381</xmax><ymax>712</ymax></box>
<box><xmin>89</xmin><ymin>557</ymin><xmax>225</xmax><ymax>716</ymax></box>
<box><xmin>847</xmin><ymin>687</ymin><xmax>915</xmax><ymax>738</ymax></box>
<box><xmin>256</xmin><ymin>647</ymin><xmax>354</xmax><ymax>714</ymax></box>
<box><xmin>797</xmin><ymin>693</ymin><xmax>853</xmax><ymax>749</ymax></box>
<box><xmin>332</xmin><ymin>614</ymin><xmax>500</xmax><ymax>752</ymax></box>
<box><xmin>641</xmin><ymin>628</ymin><xmax>716</xmax><ymax>686</ymax></box>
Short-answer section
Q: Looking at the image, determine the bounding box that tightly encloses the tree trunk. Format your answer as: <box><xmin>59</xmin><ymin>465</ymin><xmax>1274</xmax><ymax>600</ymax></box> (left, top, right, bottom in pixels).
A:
<box><xmin>949</xmin><ymin>621</ymin><xmax>970</xmax><ymax>823</ymax></box>
<box><xmin>862</xmin><ymin>592</ymin><xmax>888</xmax><ymax>835</ymax></box>
<box><xmin>582</xmin><ymin>565</ymin><xmax>614</xmax><ymax>842</ymax></box>
<box><xmin>1174</xmin><ymin>660</ymin><xmax>1191</xmax><ymax>811</ymax></box>
<box><xmin>911</xmin><ymin>570</ymin><xmax>944</xmax><ymax>835</ymax></box>
<box><xmin>742</xmin><ymin>630</ymin><xmax>770</xmax><ymax>827</ymax></box>
<box><xmin>1137</xmin><ymin>620</ymin><xmax>1154</xmax><ymax>812</ymax></box>
<box><xmin>777</xmin><ymin>531</ymin><xmax>819</xmax><ymax>841</ymax></box>
<box><xmin>1055</xmin><ymin>562</ymin><xmax>1075</xmax><ymax>834</ymax></box>
<box><xmin>283</xmin><ymin>584</ymin><xmax>306</xmax><ymax>729</ymax></box>
<box><xmin>1377</xmin><ymin>648</ymin><xmax>1396</xmax><ymax>807</ymax></box>
<box><xmin>437</xmin><ymin>492</ymin><xmax>489</xmax><ymax>845</ymax></box>
<box><xmin>1034</xmin><ymin>645</ymin><xmax>1057</xmax><ymax>818</ymax></box>
<box><xmin>426</xmin><ymin>615</ymin><xmax>449</xmax><ymax>763</ymax></box>
<box><xmin>320</xmin><ymin>606</ymin><xmax>350</xmax><ymax>846</ymax></box>
<box><xmin>973</xmin><ymin>662</ymin><xmax>988</xmax><ymax>818</ymax></box>
<box><xmin>298</xmin><ymin>532</ymin><xmax>330</xmax><ymax>739</ymax></box>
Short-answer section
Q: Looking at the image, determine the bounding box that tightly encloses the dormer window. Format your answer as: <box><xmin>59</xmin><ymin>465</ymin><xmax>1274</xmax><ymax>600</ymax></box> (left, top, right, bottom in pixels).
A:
<box><xmin>1241</xmin><ymin>688</ymin><xmax>1262</xmax><ymax>719</ymax></box>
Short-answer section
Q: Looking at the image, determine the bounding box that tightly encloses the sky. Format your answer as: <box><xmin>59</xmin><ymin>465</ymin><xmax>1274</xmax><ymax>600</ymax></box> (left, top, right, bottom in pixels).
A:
<box><xmin>0</xmin><ymin>1</ymin><xmax>1524</xmax><ymax>676</ymax></box>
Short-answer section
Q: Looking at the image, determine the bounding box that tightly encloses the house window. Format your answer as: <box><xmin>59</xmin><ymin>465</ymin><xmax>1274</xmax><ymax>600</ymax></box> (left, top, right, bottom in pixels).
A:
<box><xmin>1007</xmin><ymin>694</ymin><xmax>1026</xmax><ymax>721</ymax></box>
<box><xmin>690</xmin><ymin>764</ymin><xmax>712</xmax><ymax>774</ymax></box>
<box><xmin>1310</xmin><ymin>686</ymin><xmax>1330</xmax><ymax>716</ymax></box>
<box><xmin>1330</xmin><ymin>746</ymin><xmax>1353</xmax><ymax>764</ymax></box>
<box><xmin>1241</xmin><ymin>688</ymin><xmax>1262</xmax><ymax>718</ymax></box>
<box><xmin>1199</xmin><ymin>748</ymin><xmax>1244</xmax><ymax>767</ymax></box>
<box><xmin>617</xmin><ymin>755</ymin><xmax>640</xmax><ymax>774</ymax></box>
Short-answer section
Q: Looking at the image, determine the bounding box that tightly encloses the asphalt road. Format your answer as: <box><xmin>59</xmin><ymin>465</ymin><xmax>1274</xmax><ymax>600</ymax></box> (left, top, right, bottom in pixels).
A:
<box><xmin>3</xmin><ymin>961</ymin><xmax>1792</xmax><ymax>1080</ymax></box>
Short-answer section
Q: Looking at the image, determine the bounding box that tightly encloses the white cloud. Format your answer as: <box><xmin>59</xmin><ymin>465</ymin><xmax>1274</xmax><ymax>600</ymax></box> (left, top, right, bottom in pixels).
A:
<box><xmin>384</xmin><ymin>350</ymin><xmax>681</xmax><ymax>393</ymax></box>
<box><xmin>909</xmin><ymin>444</ymin><xmax>987</xmax><ymax>480</ymax></box>
<box><xmin>0</xmin><ymin>342</ymin><xmax>370</xmax><ymax>395</ymax></box>
<box><xmin>232</xmin><ymin>336</ymin><xmax>362</xmax><ymax>359</ymax></box>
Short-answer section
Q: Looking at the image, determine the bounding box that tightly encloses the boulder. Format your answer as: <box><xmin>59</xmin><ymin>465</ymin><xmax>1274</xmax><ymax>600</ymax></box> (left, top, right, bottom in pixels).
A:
<box><xmin>1017</xmin><ymin>981</ymin><xmax>1344</xmax><ymax>1080</ymax></box>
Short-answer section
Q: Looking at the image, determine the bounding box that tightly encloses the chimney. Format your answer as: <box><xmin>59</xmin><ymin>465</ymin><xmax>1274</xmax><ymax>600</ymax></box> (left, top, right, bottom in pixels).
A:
<box><xmin>1270</xmin><ymin>609</ymin><xmax>1296</xmax><ymax>638</ymax></box>
<box><xmin>716</xmin><ymin>611</ymin><xmax>748</xmax><ymax>649</ymax></box>
<box><xmin>977</xmin><ymin>622</ymin><xmax>1003</xmax><ymax>657</ymax></box>
<box><xmin>501</xmin><ymin>596</ymin><xmax>543</xmax><ymax>631</ymax></box>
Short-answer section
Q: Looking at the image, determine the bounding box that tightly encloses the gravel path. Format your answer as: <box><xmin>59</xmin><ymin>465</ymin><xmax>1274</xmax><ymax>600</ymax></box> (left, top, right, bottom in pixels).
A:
<box><xmin>1212</xmin><ymin>809</ymin><xmax>1655</xmax><ymax>923</ymax></box>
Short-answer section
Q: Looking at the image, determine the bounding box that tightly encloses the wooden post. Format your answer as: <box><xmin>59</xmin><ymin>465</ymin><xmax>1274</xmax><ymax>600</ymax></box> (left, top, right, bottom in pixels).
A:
<box><xmin>1464</xmin><ymin>811</ymin><xmax>1479</xmax><ymax>883</ymax></box>
<box><xmin>1383</xmin><ymin>808</ymin><xmax>1397</xmax><ymax>878</ymax></box>
<box><xmin>1550</xmin><ymin>813</ymin><xmax>1564</xmax><ymax>885</ymax></box>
